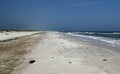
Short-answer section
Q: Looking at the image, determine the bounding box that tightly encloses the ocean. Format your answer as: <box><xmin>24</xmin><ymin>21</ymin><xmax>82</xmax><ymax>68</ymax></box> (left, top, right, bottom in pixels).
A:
<box><xmin>65</xmin><ymin>31</ymin><xmax>120</xmax><ymax>48</ymax></box>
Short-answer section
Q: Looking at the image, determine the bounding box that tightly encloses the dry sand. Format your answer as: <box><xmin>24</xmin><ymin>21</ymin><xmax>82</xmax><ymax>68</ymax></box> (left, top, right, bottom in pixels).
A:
<box><xmin>10</xmin><ymin>32</ymin><xmax>120</xmax><ymax>74</ymax></box>
<box><xmin>0</xmin><ymin>31</ymin><xmax>120</xmax><ymax>74</ymax></box>
<box><xmin>0</xmin><ymin>31</ymin><xmax>39</xmax><ymax>41</ymax></box>
<box><xmin>0</xmin><ymin>31</ymin><xmax>46</xmax><ymax>74</ymax></box>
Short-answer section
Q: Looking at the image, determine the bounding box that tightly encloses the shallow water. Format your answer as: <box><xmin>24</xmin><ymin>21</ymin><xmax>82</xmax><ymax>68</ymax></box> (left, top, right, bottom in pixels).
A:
<box><xmin>65</xmin><ymin>32</ymin><xmax>120</xmax><ymax>49</ymax></box>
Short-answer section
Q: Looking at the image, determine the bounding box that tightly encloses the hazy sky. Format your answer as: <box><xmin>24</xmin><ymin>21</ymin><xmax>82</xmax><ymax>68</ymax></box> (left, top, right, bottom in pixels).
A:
<box><xmin>0</xmin><ymin>0</ymin><xmax>120</xmax><ymax>31</ymax></box>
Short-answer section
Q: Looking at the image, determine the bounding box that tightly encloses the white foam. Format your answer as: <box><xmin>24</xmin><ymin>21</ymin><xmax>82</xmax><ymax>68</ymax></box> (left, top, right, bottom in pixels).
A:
<box><xmin>66</xmin><ymin>32</ymin><xmax>120</xmax><ymax>47</ymax></box>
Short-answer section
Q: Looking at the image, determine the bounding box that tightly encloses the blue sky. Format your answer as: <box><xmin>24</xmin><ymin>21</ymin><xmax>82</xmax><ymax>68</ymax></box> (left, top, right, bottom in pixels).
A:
<box><xmin>0</xmin><ymin>0</ymin><xmax>120</xmax><ymax>31</ymax></box>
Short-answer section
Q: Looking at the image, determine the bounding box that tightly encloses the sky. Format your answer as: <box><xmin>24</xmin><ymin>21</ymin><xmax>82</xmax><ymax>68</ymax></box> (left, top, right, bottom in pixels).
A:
<box><xmin>0</xmin><ymin>0</ymin><xmax>120</xmax><ymax>31</ymax></box>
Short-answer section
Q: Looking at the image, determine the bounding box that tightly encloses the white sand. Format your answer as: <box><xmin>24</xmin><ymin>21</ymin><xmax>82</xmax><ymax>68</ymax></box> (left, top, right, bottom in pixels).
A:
<box><xmin>0</xmin><ymin>31</ymin><xmax>39</xmax><ymax>41</ymax></box>
<box><xmin>11</xmin><ymin>32</ymin><xmax>120</xmax><ymax>74</ymax></box>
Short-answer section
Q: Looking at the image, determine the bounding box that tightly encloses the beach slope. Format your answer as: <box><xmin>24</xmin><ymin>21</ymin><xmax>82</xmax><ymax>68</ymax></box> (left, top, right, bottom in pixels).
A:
<box><xmin>1</xmin><ymin>31</ymin><xmax>120</xmax><ymax>74</ymax></box>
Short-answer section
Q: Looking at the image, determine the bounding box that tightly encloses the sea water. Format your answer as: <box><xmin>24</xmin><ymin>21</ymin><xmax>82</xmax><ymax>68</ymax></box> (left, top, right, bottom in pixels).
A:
<box><xmin>65</xmin><ymin>31</ymin><xmax>120</xmax><ymax>49</ymax></box>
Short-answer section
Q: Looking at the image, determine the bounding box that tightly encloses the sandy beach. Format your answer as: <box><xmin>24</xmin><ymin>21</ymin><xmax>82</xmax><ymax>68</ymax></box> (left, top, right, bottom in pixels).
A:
<box><xmin>0</xmin><ymin>31</ymin><xmax>120</xmax><ymax>74</ymax></box>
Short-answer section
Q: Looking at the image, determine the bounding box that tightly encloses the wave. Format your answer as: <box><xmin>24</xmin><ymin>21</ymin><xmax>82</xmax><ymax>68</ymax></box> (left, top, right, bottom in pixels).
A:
<box><xmin>72</xmin><ymin>32</ymin><xmax>120</xmax><ymax>34</ymax></box>
<box><xmin>66</xmin><ymin>32</ymin><xmax>120</xmax><ymax>47</ymax></box>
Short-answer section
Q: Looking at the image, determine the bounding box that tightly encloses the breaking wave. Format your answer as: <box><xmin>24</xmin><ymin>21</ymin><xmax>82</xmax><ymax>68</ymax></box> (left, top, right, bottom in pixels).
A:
<box><xmin>66</xmin><ymin>32</ymin><xmax>120</xmax><ymax>48</ymax></box>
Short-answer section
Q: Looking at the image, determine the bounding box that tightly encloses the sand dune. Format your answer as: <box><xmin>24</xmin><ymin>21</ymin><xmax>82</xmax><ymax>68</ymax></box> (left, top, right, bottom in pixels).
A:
<box><xmin>0</xmin><ymin>31</ymin><xmax>40</xmax><ymax>41</ymax></box>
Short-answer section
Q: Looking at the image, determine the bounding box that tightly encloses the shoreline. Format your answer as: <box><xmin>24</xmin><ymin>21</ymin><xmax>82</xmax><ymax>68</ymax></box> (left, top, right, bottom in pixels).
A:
<box><xmin>0</xmin><ymin>31</ymin><xmax>120</xmax><ymax>74</ymax></box>
<box><xmin>63</xmin><ymin>33</ymin><xmax>120</xmax><ymax>53</ymax></box>
<box><xmin>12</xmin><ymin>32</ymin><xmax>120</xmax><ymax>74</ymax></box>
